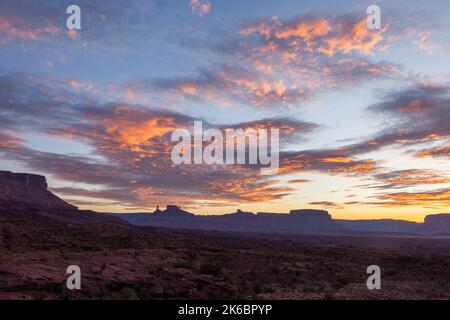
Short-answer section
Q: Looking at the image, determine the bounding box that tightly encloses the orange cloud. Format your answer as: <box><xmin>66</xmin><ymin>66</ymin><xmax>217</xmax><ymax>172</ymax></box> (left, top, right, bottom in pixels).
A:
<box><xmin>370</xmin><ymin>188</ymin><xmax>450</xmax><ymax>208</ymax></box>
<box><xmin>241</xmin><ymin>16</ymin><xmax>387</xmax><ymax>57</ymax></box>
<box><xmin>369</xmin><ymin>169</ymin><xmax>450</xmax><ymax>189</ymax></box>
<box><xmin>89</xmin><ymin>106</ymin><xmax>179</xmax><ymax>152</ymax></box>
<box><xmin>318</xmin><ymin>19</ymin><xmax>385</xmax><ymax>56</ymax></box>
<box><xmin>274</xmin><ymin>80</ymin><xmax>286</xmax><ymax>97</ymax></box>
<box><xmin>415</xmin><ymin>144</ymin><xmax>450</xmax><ymax>158</ymax></box>
<box><xmin>279</xmin><ymin>150</ymin><xmax>379</xmax><ymax>177</ymax></box>
<box><xmin>180</xmin><ymin>84</ymin><xmax>197</xmax><ymax>95</ymax></box>
<box><xmin>274</xmin><ymin>18</ymin><xmax>330</xmax><ymax>41</ymax></box>
<box><xmin>322</xmin><ymin>157</ymin><xmax>354</xmax><ymax>163</ymax></box>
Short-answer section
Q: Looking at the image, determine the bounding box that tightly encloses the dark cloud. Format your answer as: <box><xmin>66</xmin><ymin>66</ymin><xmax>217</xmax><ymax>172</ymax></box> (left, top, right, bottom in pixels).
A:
<box><xmin>313</xmin><ymin>83</ymin><xmax>450</xmax><ymax>159</ymax></box>
<box><xmin>308</xmin><ymin>201</ymin><xmax>341</xmax><ymax>208</ymax></box>
<box><xmin>368</xmin><ymin>188</ymin><xmax>450</xmax><ymax>208</ymax></box>
<box><xmin>288</xmin><ymin>179</ymin><xmax>311</xmax><ymax>184</ymax></box>
<box><xmin>279</xmin><ymin>149</ymin><xmax>379</xmax><ymax>177</ymax></box>
<box><xmin>367</xmin><ymin>169</ymin><xmax>450</xmax><ymax>190</ymax></box>
<box><xmin>366</xmin><ymin>84</ymin><xmax>450</xmax><ymax>148</ymax></box>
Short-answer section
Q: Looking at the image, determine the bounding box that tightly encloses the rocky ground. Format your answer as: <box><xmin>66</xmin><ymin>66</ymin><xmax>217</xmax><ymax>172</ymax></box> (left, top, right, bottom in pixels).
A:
<box><xmin>1</xmin><ymin>208</ymin><xmax>450</xmax><ymax>300</ymax></box>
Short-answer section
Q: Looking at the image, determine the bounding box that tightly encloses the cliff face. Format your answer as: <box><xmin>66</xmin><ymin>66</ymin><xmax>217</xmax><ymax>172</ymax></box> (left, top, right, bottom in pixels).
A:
<box><xmin>0</xmin><ymin>170</ymin><xmax>77</xmax><ymax>211</ymax></box>
<box><xmin>0</xmin><ymin>171</ymin><xmax>48</xmax><ymax>189</ymax></box>
<box><xmin>418</xmin><ymin>214</ymin><xmax>450</xmax><ymax>235</ymax></box>
<box><xmin>289</xmin><ymin>209</ymin><xmax>331</xmax><ymax>219</ymax></box>
<box><xmin>424</xmin><ymin>214</ymin><xmax>450</xmax><ymax>225</ymax></box>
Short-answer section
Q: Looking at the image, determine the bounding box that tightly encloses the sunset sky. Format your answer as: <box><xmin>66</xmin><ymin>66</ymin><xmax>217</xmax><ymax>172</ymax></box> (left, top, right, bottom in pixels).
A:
<box><xmin>0</xmin><ymin>0</ymin><xmax>449</xmax><ymax>221</ymax></box>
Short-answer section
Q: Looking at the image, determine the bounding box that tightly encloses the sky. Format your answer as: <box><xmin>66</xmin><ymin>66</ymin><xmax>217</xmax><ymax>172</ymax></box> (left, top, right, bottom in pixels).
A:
<box><xmin>0</xmin><ymin>0</ymin><xmax>449</xmax><ymax>221</ymax></box>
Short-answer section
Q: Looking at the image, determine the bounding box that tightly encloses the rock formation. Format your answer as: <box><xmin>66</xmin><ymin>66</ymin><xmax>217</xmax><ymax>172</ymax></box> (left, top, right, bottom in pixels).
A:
<box><xmin>416</xmin><ymin>214</ymin><xmax>450</xmax><ymax>235</ymax></box>
<box><xmin>120</xmin><ymin>206</ymin><xmax>343</xmax><ymax>235</ymax></box>
<box><xmin>0</xmin><ymin>170</ymin><xmax>77</xmax><ymax>211</ymax></box>
<box><xmin>154</xmin><ymin>205</ymin><xmax>194</xmax><ymax>217</ymax></box>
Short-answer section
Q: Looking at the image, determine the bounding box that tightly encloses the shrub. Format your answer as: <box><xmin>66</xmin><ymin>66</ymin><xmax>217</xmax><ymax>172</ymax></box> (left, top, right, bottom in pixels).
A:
<box><xmin>173</xmin><ymin>261</ymin><xmax>193</xmax><ymax>270</ymax></box>
<box><xmin>199</xmin><ymin>263</ymin><xmax>222</xmax><ymax>276</ymax></box>
<box><xmin>112</xmin><ymin>287</ymin><xmax>139</xmax><ymax>300</ymax></box>
<box><xmin>252</xmin><ymin>280</ymin><xmax>264</xmax><ymax>294</ymax></box>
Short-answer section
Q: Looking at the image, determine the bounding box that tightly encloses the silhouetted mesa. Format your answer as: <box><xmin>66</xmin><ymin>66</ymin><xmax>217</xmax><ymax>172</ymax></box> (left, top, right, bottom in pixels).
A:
<box><xmin>154</xmin><ymin>205</ymin><xmax>194</xmax><ymax>217</ymax></box>
<box><xmin>417</xmin><ymin>214</ymin><xmax>450</xmax><ymax>235</ymax></box>
<box><xmin>0</xmin><ymin>170</ymin><xmax>77</xmax><ymax>211</ymax></box>
<box><xmin>114</xmin><ymin>206</ymin><xmax>450</xmax><ymax>236</ymax></box>
<box><xmin>115</xmin><ymin>206</ymin><xmax>343</xmax><ymax>235</ymax></box>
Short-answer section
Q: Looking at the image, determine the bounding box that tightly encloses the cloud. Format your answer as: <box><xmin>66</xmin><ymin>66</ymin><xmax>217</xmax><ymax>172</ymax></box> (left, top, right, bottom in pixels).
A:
<box><xmin>145</xmin><ymin>63</ymin><xmax>312</xmax><ymax>108</ymax></box>
<box><xmin>3</xmin><ymin>71</ymin><xmax>448</xmax><ymax>210</ymax></box>
<box><xmin>0</xmin><ymin>70</ymin><xmax>394</xmax><ymax>209</ymax></box>
<box><xmin>414</xmin><ymin>144</ymin><xmax>450</xmax><ymax>159</ymax></box>
<box><xmin>364</xmin><ymin>83</ymin><xmax>450</xmax><ymax>152</ymax></box>
<box><xmin>220</xmin><ymin>118</ymin><xmax>318</xmax><ymax>142</ymax></box>
<box><xmin>240</xmin><ymin>15</ymin><xmax>387</xmax><ymax>57</ymax></box>
<box><xmin>134</xmin><ymin>53</ymin><xmax>397</xmax><ymax>110</ymax></box>
<box><xmin>0</xmin><ymin>15</ymin><xmax>59</xmax><ymax>43</ymax></box>
<box><xmin>0</xmin><ymin>131</ymin><xmax>23</xmax><ymax>151</ymax></box>
<box><xmin>368</xmin><ymin>169</ymin><xmax>450</xmax><ymax>189</ymax></box>
<box><xmin>1</xmin><ymin>70</ymin><xmax>448</xmax><ymax>210</ymax></box>
<box><xmin>279</xmin><ymin>149</ymin><xmax>379</xmax><ymax>177</ymax></box>
<box><xmin>123</xmin><ymin>13</ymin><xmax>402</xmax><ymax>110</ymax></box>
<box><xmin>189</xmin><ymin>0</ymin><xmax>211</xmax><ymax>17</ymax></box>
<box><xmin>405</xmin><ymin>26</ymin><xmax>440</xmax><ymax>54</ymax></box>
<box><xmin>308</xmin><ymin>201</ymin><xmax>342</xmax><ymax>208</ymax></box>
<box><xmin>274</xmin><ymin>82</ymin><xmax>450</xmax><ymax>183</ymax></box>
<box><xmin>288</xmin><ymin>179</ymin><xmax>311</xmax><ymax>184</ymax></box>
<box><xmin>304</xmin><ymin>83</ymin><xmax>450</xmax><ymax>161</ymax></box>
<box><xmin>0</xmin><ymin>2</ymin><xmax>447</xmax><ymax>213</ymax></box>
<box><xmin>368</xmin><ymin>188</ymin><xmax>450</xmax><ymax>208</ymax></box>
<box><xmin>235</xmin><ymin>14</ymin><xmax>399</xmax><ymax>94</ymax></box>
<box><xmin>0</xmin><ymin>0</ymin><xmax>186</xmax><ymax>48</ymax></box>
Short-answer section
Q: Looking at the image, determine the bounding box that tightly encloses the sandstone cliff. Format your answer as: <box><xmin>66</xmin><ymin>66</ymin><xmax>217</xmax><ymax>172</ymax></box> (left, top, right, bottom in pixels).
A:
<box><xmin>0</xmin><ymin>170</ymin><xmax>77</xmax><ymax>211</ymax></box>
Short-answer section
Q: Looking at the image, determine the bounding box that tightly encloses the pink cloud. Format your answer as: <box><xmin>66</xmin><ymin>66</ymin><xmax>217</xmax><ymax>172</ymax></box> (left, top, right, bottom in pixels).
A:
<box><xmin>0</xmin><ymin>15</ymin><xmax>59</xmax><ymax>43</ymax></box>
<box><xmin>189</xmin><ymin>0</ymin><xmax>211</xmax><ymax>17</ymax></box>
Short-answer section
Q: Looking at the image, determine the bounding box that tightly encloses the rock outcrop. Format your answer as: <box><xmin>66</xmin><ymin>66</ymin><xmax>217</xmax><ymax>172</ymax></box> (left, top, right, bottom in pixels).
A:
<box><xmin>154</xmin><ymin>205</ymin><xmax>194</xmax><ymax>217</ymax></box>
<box><xmin>0</xmin><ymin>170</ymin><xmax>78</xmax><ymax>211</ymax></box>
<box><xmin>289</xmin><ymin>209</ymin><xmax>331</xmax><ymax>218</ymax></box>
<box><xmin>416</xmin><ymin>214</ymin><xmax>450</xmax><ymax>235</ymax></box>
